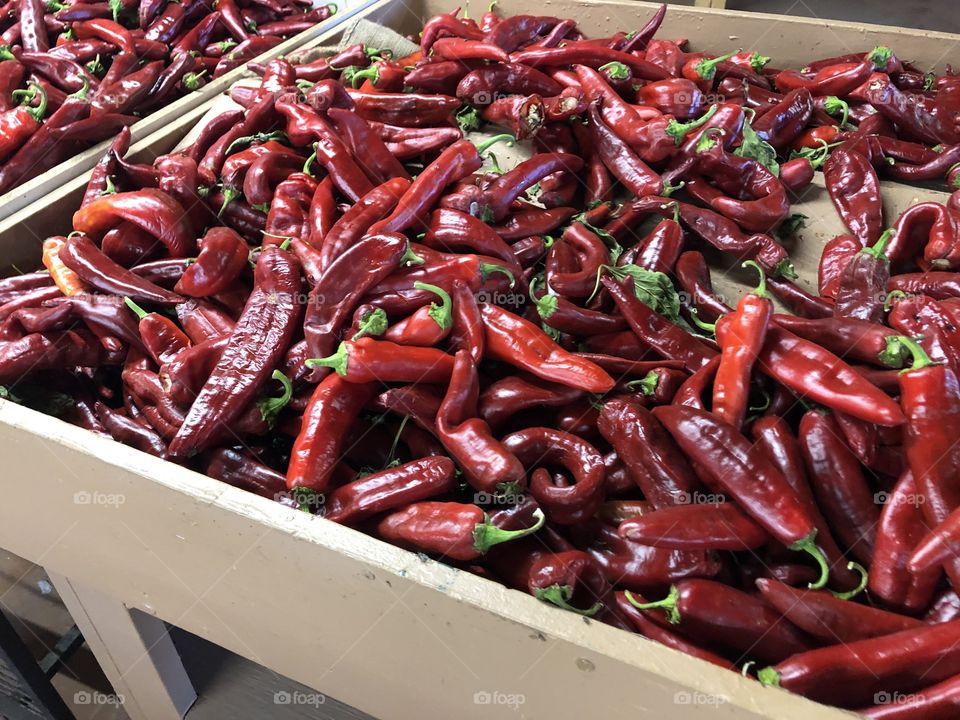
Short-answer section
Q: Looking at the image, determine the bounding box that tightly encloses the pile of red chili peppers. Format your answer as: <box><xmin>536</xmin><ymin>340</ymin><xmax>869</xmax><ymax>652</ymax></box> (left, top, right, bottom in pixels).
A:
<box><xmin>0</xmin><ymin>0</ymin><xmax>337</xmax><ymax>194</ymax></box>
<box><xmin>7</xmin><ymin>5</ymin><xmax>960</xmax><ymax>716</ymax></box>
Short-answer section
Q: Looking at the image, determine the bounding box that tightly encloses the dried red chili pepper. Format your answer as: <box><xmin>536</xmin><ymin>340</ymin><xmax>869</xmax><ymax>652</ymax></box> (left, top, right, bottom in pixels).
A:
<box><xmin>167</xmin><ymin>244</ymin><xmax>301</xmax><ymax>458</ymax></box>
<box><xmin>620</xmin><ymin>502</ymin><xmax>768</xmax><ymax>551</ymax></box>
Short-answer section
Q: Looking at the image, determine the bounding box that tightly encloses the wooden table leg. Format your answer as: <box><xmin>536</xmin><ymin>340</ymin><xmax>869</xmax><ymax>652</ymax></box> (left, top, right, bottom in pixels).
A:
<box><xmin>48</xmin><ymin>572</ymin><xmax>197</xmax><ymax>720</ymax></box>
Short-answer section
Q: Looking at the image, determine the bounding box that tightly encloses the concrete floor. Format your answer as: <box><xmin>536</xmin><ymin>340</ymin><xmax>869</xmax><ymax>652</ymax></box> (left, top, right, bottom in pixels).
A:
<box><xmin>1</xmin><ymin>1</ymin><xmax>957</xmax><ymax>719</ymax></box>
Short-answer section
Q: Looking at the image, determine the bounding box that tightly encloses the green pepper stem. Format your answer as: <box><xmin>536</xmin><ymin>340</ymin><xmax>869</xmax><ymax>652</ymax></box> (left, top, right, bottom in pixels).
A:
<box><xmin>473</xmin><ymin>133</ymin><xmax>514</xmax><ymax>154</ymax></box>
<box><xmin>344</xmin><ymin>64</ymin><xmax>378</xmax><ymax>88</ymax></box>
<box><xmin>666</xmin><ymin>104</ymin><xmax>718</xmax><ymax>144</ymax></box>
<box><xmin>182</xmin><ymin>70</ymin><xmax>206</xmax><ymax>91</ymax></box>
<box><xmin>70</xmin><ymin>77</ymin><xmax>90</xmax><ymax>100</ymax></box>
<box><xmin>750</xmin><ymin>53</ymin><xmax>771</xmax><ymax>71</ymax></box>
<box><xmin>661</xmin><ymin>180</ymin><xmax>685</xmax><ymax>198</ymax></box>
<box><xmin>831</xmin><ymin>561</ymin><xmax>868</xmax><ymax>601</ymax></box>
<box><xmin>255</xmin><ymin>370</ymin><xmax>293</xmax><ymax>428</ymax></box>
<box><xmin>878</xmin><ymin>336</ymin><xmax>908</xmax><ymax>369</ymax></box>
<box><xmin>624</xmin><ymin>371</ymin><xmax>659</xmax><ymax>396</ymax></box>
<box><xmin>534</xmin><ymin>584</ymin><xmax>602</xmax><ymax>617</ymax></box>
<box><xmin>15</xmin><ymin>83</ymin><xmax>47</xmax><ymax>122</ymax></box>
<box><xmin>884</xmin><ymin>289</ymin><xmax>908</xmax><ymax>312</ymax></box>
<box><xmin>598</xmin><ymin>61</ymin><xmax>630</xmax><ymax>80</ymax></box>
<box><xmin>868</xmin><ymin>46</ymin><xmax>892</xmax><ymax>69</ymax></box>
<box><xmin>352</xmin><ymin>307</ymin><xmax>388</xmax><ymax>340</ymax></box>
<box><xmin>413</xmin><ymin>281</ymin><xmax>453</xmax><ymax>330</ymax></box>
<box><xmin>757</xmin><ymin>667</ymin><xmax>781</xmax><ymax>687</ymax></box>
<box><xmin>863</xmin><ymin>228</ymin><xmax>894</xmax><ymax>260</ymax></box>
<box><xmin>480</xmin><ymin>262</ymin><xmax>515</xmax><ymax>287</ymax></box>
<box><xmin>472</xmin><ymin>509</ymin><xmax>545</xmax><ymax>554</ymax></box>
<box><xmin>689</xmin><ymin>309</ymin><xmax>716</xmax><ymax>335</ymax></box>
<box><xmin>529</xmin><ymin>277</ymin><xmax>558</xmax><ymax>320</ymax></box>
<box><xmin>305</xmin><ymin>342</ymin><xmax>349</xmax><ymax>376</ymax></box>
<box><xmin>123</xmin><ymin>297</ymin><xmax>149</xmax><ymax>320</ymax></box>
<box><xmin>292</xmin><ymin>486</ymin><xmax>321</xmax><ymax>513</ymax></box>
<box><xmin>822</xmin><ymin>96</ymin><xmax>850</xmax><ymax>129</ymax></box>
<box><xmin>894</xmin><ymin>335</ymin><xmax>936</xmax><ymax>371</ymax></box>
<box><xmin>402</xmin><ymin>241</ymin><xmax>425</xmax><ymax>266</ymax></box>
<box><xmin>694</xmin><ymin>126</ymin><xmax>724</xmax><ymax>154</ymax></box>
<box><xmin>788</xmin><ymin>531</ymin><xmax>830</xmax><ymax>589</ymax></box>
<box><xmin>742</xmin><ymin>260</ymin><xmax>767</xmax><ymax>298</ymax></box>
<box><xmin>218</xmin><ymin>185</ymin><xmax>240</xmax><ymax>216</ymax></box>
<box><xmin>695</xmin><ymin>49</ymin><xmax>738</xmax><ymax>81</ymax></box>
<box><xmin>302</xmin><ymin>142</ymin><xmax>318</xmax><ymax>176</ymax></box>
<box><xmin>624</xmin><ymin>586</ymin><xmax>681</xmax><ymax>624</ymax></box>
<box><xmin>773</xmin><ymin>258</ymin><xmax>798</xmax><ymax>280</ymax></box>
<box><xmin>0</xmin><ymin>45</ymin><xmax>13</xmax><ymax>61</ymax></box>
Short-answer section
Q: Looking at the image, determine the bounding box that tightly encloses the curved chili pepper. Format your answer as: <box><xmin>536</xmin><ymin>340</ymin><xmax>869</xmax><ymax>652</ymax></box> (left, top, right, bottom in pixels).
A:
<box><xmin>123</xmin><ymin>298</ymin><xmax>190</xmax><ymax>366</ymax></box>
<box><xmin>598</xmin><ymin>398</ymin><xmax>704</xmax><ymax>509</ymax></box>
<box><xmin>889</xmin><ymin>294</ymin><xmax>960</xmax><ymax>373</ymax></box>
<box><xmin>456</xmin><ymin>62</ymin><xmax>561</xmax><ymax>103</ymax></box>
<box><xmin>263</xmin><ymin>172</ymin><xmax>316</xmax><ymax>244</ymax></box>
<box><xmin>73</xmin><ymin>189</ymin><xmax>194</xmax><ymax>258</ymax></box>
<box><xmin>167</xmin><ymin>245</ymin><xmax>302</xmax><ymax>458</ymax></box>
<box><xmin>852</xmin><ymin>72</ymin><xmax>960</xmax><ymax>146</ymax></box>
<box><xmin>479</xmin><ymin>302</ymin><xmax>614</xmax><ymax>392</ymax></box>
<box><xmin>512</xmin><ymin>42</ymin><xmax>668</xmax><ymax>81</ymax></box>
<box><xmin>420</xmin><ymin>9</ymin><xmax>484</xmax><ymax>53</ymax></box>
<box><xmin>319</xmin><ymin>177</ymin><xmax>409</xmax><ymax>270</ymax></box>
<box><xmin>719</xmin><ymin>323</ymin><xmax>904</xmax><ymax>426</ymax></box>
<box><xmin>502</xmin><ymin>427</ymin><xmax>604</xmax><ymax>525</ymax></box>
<box><xmin>619</xmin><ymin>502</ymin><xmax>768</xmax><ymax>550</ymax></box>
<box><xmin>422</xmin><ymin>208</ymin><xmax>516</xmax><ymax>266</ymax></box>
<box><xmin>712</xmin><ymin>262</ymin><xmax>771</xmax><ymax>429</ymax></box>
<box><xmin>377</xmin><ymin>501</ymin><xmax>544</xmax><ymax>562</ymax></box>
<box><xmin>757</xmin><ymin>620</ymin><xmax>960</xmax><ymax>707</ymax></box>
<box><xmin>435</xmin><ymin>349</ymin><xmax>526</xmax><ymax>493</ymax></box>
<box><xmin>59</xmin><ymin>233</ymin><xmax>182</xmax><ymax>305</ymax></box>
<box><xmin>798</xmin><ymin>410</ymin><xmax>879</xmax><ymax>565</ymax></box>
<box><xmin>773</xmin><ymin>314</ymin><xmax>906</xmax><ymax>368</ymax></box>
<box><xmin>286</xmin><ymin>374</ymin><xmax>375</xmax><ymax>496</ymax></box>
<box><xmin>323</xmin><ymin>457</ymin><xmax>456</xmax><ymax>525</ymax></box>
<box><xmin>174</xmin><ymin>227</ymin><xmax>248</xmax><ymax>298</ymax></box>
<box><xmin>626</xmin><ymin>579</ymin><xmax>811</xmax><ymax>663</ymax></box>
<box><xmin>43</xmin><ymin>293</ymin><xmax>142</xmax><ymax>350</ymax></box>
<box><xmin>603</xmin><ymin>275</ymin><xmax>716</xmax><ymax>372</ymax></box>
<box><xmin>304</xmin><ymin>232</ymin><xmax>407</xmax><ymax>362</ymax></box>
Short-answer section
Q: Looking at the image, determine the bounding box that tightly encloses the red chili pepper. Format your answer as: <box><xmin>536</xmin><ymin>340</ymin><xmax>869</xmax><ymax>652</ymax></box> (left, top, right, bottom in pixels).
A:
<box><xmin>603</xmin><ymin>275</ymin><xmax>717</xmax><ymax>372</ymax></box>
<box><xmin>799</xmin><ymin>410</ymin><xmax>879</xmax><ymax>565</ymax></box>
<box><xmin>719</xmin><ymin>322</ymin><xmax>904</xmax><ymax>426</ymax></box>
<box><xmin>823</xmin><ymin>147</ymin><xmax>884</xmax><ymax>246</ymax></box>
<box><xmin>174</xmin><ymin>227</ymin><xmax>248</xmax><ymax>298</ymax></box>
<box><xmin>264</xmin><ymin>172</ymin><xmax>316</xmax><ymax>245</ymax></box>
<box><xmin>653</xmin><ymin>404</ymin><xmax>831</xmax><ymax>587</ymax></box>
<box><xmin>512</xmin><ymin>42</ymin><xmax>668</xmax><ymax>81</ymax></box>
<box><xmin>619</xmin><ymin>502</ymin><xmax>768</xmax><ymax>550</ymax></box>
<box><xmin>587</xmin><ymin>101</ymin><xmax>662</xmax><ymax>198</ymax></box>
<box><xmin>322</xmin><ymin>457</ymin><xmax>457</xmax><ymax>525</ymax></box>
<box><xmin>435</xmin><ymin>349</ymin><xmax>526</xmax><ymax>493</ymax></box>
<box><xmin>818</xmin><ymin>233</ymin><xmax>861</xmax><ymax>298</ymax></box>
<box><xmin>479</xmin><ymin>302</ymin><xmax>614</xmax><ymax>392</ymax></box>
<box><xmin>757</xmin><ymin>620</ymin><xmax>960</xmax><ymax>707</ymax></box>
<box><xmin>73</xmin><ymin>189</ymin><xmax>194</xmax><ymax>258</ymax></box>
<box><xmin>626</xmin><ymin>579</ymin><xmax>811</xmax><ymax>663</ymax></box>
<box><xmin>306</xmin><ymin>337</ymin><xmax>455</xmax><ymax>385</ymax></box>
<box><xmin>286</xmin><ymin>374</ymin><xmax>375</xmax><ymax>496</ymax></box>
<box><xmin>456</xmin><ymin>62</ymin><xmax>561</xmax><ymax>102</ymax></box>
<box><xmin>775</xmin><ymin>47</ymin><xmax>890</xmax><ymax>96</ymax></box>
<box><xmin>0</xmin><ymin>81</ymin><xmax>46</xmax><ymax>161</ymax></box>
<box><xmin>712</xmin><ymin>262</ymin><xmax>772</xmax><ymax>429</ymax></box>
<box><xmin>377</xmin><ymin>501</ymin><xmax>544</xmax><ymax>562</ymax></box>
<box><xmin>327</xmin><ymin>106</ymin><xmax>410</xmax><ymax>184</ymax></box>
<box><xmin>833</xmin><ymin>228</ymin><xmax>893</xmax><ymax>323</ymax></box>
<box><xmin>58</xmin><ymin>233</ymin><xmax>182</xmax><ymax>305</ymax></box>
<box><xmin>383</xmin><ymin>282</ymin><xmax>453</xmax><ymax>346</ymax></box>
<box><xmin>167</xmin><ymin>245</ymin><xmax>302</xmax><ymax>458</ymax></box>
<box><xmin>123</xmin><ymin>298</ymin><xmax>190</xmax><ymax>366</ymax></box>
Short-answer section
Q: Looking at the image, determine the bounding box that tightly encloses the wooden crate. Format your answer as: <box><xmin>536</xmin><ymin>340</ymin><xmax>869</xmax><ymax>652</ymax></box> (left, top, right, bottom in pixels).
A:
<box><xmin>0</xmin><ymin>2</ymin><xmax>956</xmax><ymax>718</ymax></box>
<box><xmin>0</xmin><ymin>0</ymin><xmax>375</xmax><ymax>222</ymax></box>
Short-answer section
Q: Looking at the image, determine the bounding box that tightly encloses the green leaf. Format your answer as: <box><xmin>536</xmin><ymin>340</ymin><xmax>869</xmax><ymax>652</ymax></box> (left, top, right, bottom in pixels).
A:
<box><xmin>775</xmin><ymin>213</ymin><xmax>807</xmax><ymax>241</ymax></box>
<box><xmin>607</xmin><ymin>264</ymin><xmax>681</xmax><ymax>324</ymax></box>
<box><xmin>734</xmin><ymin>114</ymin><xmax>780</xmax><ymax>177</ymax></box>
